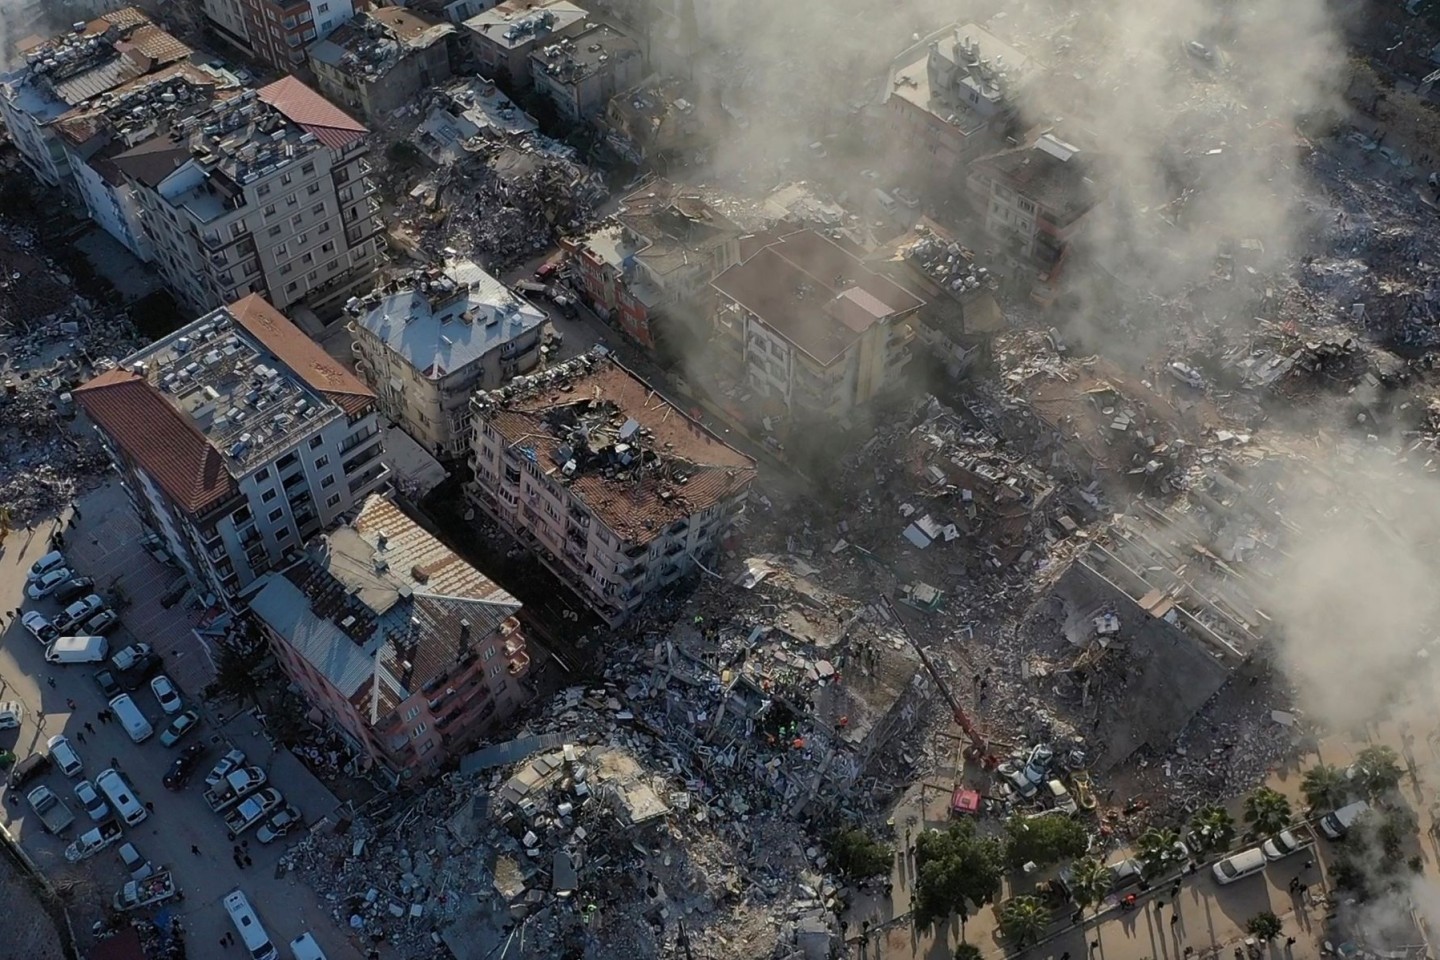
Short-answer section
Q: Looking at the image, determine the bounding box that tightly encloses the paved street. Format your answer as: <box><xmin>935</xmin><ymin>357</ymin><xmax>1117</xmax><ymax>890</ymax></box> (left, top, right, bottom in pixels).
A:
<box><xmin>0</xmin><ymin>481</ymin><xmax>371</xmax><ymax>958</ymax></box>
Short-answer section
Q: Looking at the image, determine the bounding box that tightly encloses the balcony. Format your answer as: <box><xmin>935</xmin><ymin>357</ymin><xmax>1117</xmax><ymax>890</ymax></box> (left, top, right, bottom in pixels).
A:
<box><xmin>348</xmin><ymin>462</ymin><xmax>390</xmax><ymax>496</ymax></box>
<box><xmin>339</xmin><ymin>427</ymin><xmax>379</xmax><ymax>455</ymax></box>
<box><xmin>342</xmin><ymin>440</ymin><xmax>383</xmax><ymax>475</ymax></box>
<box><xmin>503</xmin><ymin>635</ymin><xmax>524</xmax><ymax>657</ymax></box>
<box><xmin>507</xmin><ymin>649</ymin><xmax>530</xmax><ymax>675</ymax></box>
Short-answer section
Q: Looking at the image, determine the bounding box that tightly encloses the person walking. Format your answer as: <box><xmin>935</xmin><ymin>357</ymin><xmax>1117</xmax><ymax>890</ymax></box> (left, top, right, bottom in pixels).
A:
<box><xmin>191</xmin><ymin>845</ymin><xmax>201</xmax><ymax>855</ymax></box>
<box><xmin>243</xmin><ymin>854</ymin><xmax>252</xmax><ymax>867</ymax></box>
<box><xmin>45</xmin><ymin>677</ymin><xmax>55</xmax><ymax>689</ymax></box>
<box><xmin>75</xmin><ymin>731</ymin><xmax>85</xmax><ymax>745</ymax></box>
<box><xmin>84</xmin><ymin>721</ymin><xmax>95</xmax><ymax>735</ymax></box>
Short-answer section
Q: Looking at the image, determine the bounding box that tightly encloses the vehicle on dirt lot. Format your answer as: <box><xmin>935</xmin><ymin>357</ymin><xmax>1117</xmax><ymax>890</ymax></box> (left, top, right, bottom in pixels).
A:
<box><xmin>205</xmin><ymin>767</ymin><xmax>267</xmax><ymax>813</ymax></box>
<box><xmin>22</xmin><ymin>611</ymin><xmax>57</xmax><ymax>643</ymax></box>
<box><xmin>27</xmin><ymin>785</ymin><xmax>75</xmax><ymax>834</ymax></box>
<box><xmin>114</xmin><ymin>870</ymin><xmax>181</xmax><ymax>911</ymax></box>
<box><xmin>65</xmin><ymin>819</ymin><xmax>122</xmax><ymax>862</ymax></box>
<box><xmin>26</xmin><ymin>567</ymin><xmax>72</xmax><ymax>600</ymax></box>
<box><xmin>117</xmin><ymin>841</ymin><xmax>154</xmax><ymax>881</ymax></box>
<box><xmin>47</xmin><ymin>735</ymin><xmax>83</xmax><ymax>777</ymax></box>
<box><xmin>54</xmin><ymin>594</ymin><xmax>104</xmax><ymax>632</ymax></box>
<box><xmin>27</xmin><ymin>551</ymin><xmax>66</xmax><ymax>581</ymax></box>
<box><xmin>0</xmin><ymin>702</ymin><xmax>23</xmax><ymax>730</ymax></box>
<box><xmin>7</xmin><ymin>752</ymin><xmax>50</xmax><ymax>789</ymax></box>
<box><xmin>74</xmin><ymin>780</ymin><xmax>110</xmax><ymax>822</ymax></box>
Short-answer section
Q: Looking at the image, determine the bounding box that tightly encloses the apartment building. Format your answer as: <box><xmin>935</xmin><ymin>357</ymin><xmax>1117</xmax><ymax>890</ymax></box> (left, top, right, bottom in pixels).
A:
<box><xmin>347</xmin><ymin>259</ymin><xmax>548</xmax><ymax>460</ymax></box>
<box><xmin>201</xmin><ymin>0</ymin><xmax>353</xmax><ymax>72</ymax></box>
<box><xmin>309</xmin><ymin>7</ymin><xmax>455</xmax><ymax>121</ymax></box>
<box><xmin>467</xmin><ymin>351</ymin><xmax>756</xmax><ymax>626</ymax></box>
<box><xmin>73</xmin><ymin>295</ymin><xmax>390</xmax><ymax>606</ymax></box>
<box><xmin>598</xmin><ymin>75</ymin><xmax>709</xmax><ymax>166</ymax></box>
<box><xmin>529</xmin><ymin>23</ymin><xmax>642</xmax><ymax>123</ymax></box>
<box><xmin>247</xmin><ymin>495</ymin><xmax>531</xmax><ymax>783</ymax></box>
<box><xmin>883</xmin><ymin>23</ymin><xmax>1038</xmax><ymax>192</ymax></box>
<box><xmin>566</xmin><ymin>177</ymin><xmax>742</xmax><ymax>349</ymax></box>
<box><xmin>710</xmin><ymin>230</ymin><xmax>924</xmax><ymax>421</ymax></box>
<box><xmin>111</xmin><ymin>76</ymin><xmax>382</xmax><ymax>316</ymax></box>
<box><xmin>0</xmin><ymin>8</ymin><xmax>190</xmax><ymax>191</ymax></box>
<box><xmin>966</xmin><ymin>133</ymin><xmax>1099</xmax><ymax>305</ymax></box>
<box><xmin>462</xmin><ymin>0</ymin><xmax>589</xmax><ymax>91</ymax></box>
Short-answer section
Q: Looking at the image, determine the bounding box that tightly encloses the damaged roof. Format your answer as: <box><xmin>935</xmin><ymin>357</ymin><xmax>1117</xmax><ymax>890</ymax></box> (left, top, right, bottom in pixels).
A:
<box><xmin>970</xmin><ymin>134</ymin><xmax>1099</xmax><ymax>221</ymax></box>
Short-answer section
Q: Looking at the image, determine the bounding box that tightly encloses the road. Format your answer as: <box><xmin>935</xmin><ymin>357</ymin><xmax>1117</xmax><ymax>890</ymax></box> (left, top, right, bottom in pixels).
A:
<box><xmin>0</xmin><ymin>481</ymin><xmax>373</xmax><ymax>959</ymax></box>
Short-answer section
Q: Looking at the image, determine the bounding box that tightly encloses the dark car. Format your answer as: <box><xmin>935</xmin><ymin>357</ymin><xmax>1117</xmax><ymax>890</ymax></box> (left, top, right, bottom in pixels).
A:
<box><xmin>94</xmin><ymin>669</ymin><xmax>122</xmax><ymax>699</ymax></box>
<box><xmin>52</xmin><ymin>577</ymin><xmax>95</xmax><ymax>605</ymax></box>
<box><xmin>119</xmin><ymin>654</ymin><xmax>163</xmax><ymax>689</ymax></box>
<box><xmin>162</xmin><ymin>743</ymin><xmax>207</xmax><ymax>790</ymax></box>
<box><xmin>7</xmin><ymin>754</ymin><xmax>53</xmax><ymax>791</ymax></box>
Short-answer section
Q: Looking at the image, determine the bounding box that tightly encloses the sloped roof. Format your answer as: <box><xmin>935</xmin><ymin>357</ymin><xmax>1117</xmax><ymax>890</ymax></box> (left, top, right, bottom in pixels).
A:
<box><xmin>74</xmin><ymin>368</ymin><xmax>237</xmax><ymax>516</ymax></box>
<box><xmin>109</xmin><ymin>135</ymin><xmax>189</xmax><ymax>188</ymax></box>
<box><xmin>257</xmin><ymin>75</ymin><xmax>367</xmax><ymax>149</ymax></box>
<box><xmin>228</xmin><ymin>294</ymin><xmax>375</xmax><ymax>415</ymax></box>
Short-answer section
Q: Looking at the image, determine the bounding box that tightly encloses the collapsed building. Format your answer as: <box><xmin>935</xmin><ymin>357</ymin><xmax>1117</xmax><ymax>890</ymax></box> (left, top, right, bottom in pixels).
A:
<box><xmin>413</xmin><ymin>76</ymin><xmax>539</xmax><ymax>165</ymax></box>
<box><xmin>309</xmin><ymin>6</ymin><xmax>456</xmax><ymax>122</ymax></box>
<box><xmin>598</xmin><ymin>74</ymin><xmax>710</xmax><ymax>166</ymax></box>
<box><xmin>248</xmin><ymin>494</ymin><xmax>532</xmax><ymax>783</ymax></box>
<box><xmin>467</xmin><ymin>350</ymin><xmax>757</xmax><ymax>626</ymax></box>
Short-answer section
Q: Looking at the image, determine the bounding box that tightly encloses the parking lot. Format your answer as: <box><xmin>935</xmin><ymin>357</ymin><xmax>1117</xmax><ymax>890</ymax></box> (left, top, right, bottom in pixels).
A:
<box><xmin>0</xmin><ymin>480</ymin><xmax>370</xmax><ymax>958</ymax></box>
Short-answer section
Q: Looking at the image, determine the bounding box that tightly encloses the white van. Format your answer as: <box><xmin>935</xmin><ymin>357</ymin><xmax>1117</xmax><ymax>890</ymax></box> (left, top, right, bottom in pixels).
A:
<box><xmin>109</xmin><ymin>694</ymin><xmax>153</xmax><ymax>744</ymax></box>
<box><xmin>873</xmin><ymin>187</ymin><xmax>898</xmax><ymax>215</ymax></box>
<box><xmin>289</xmin><ymin>932</ymin><xmax>329</xmax><ymax>960</ymax></box>
<box><xmin>95</xmin><ymin>769</ymin><xmax>148</xmax><ymax>827</ymax></box>
<box><xmin>1319</xmin><ymin>800</ymin><xmax>1371</xmax><ymax>839</ymax></box>
<box><xmin>45</xmin><ymin>636</ymin><xmax>109</xmax><ymax>664</ymax></box>
<box><xmin>223</xmin><ymin>889</ymin><xmax>278</xmax><ymax>960</ymax></box>
<box><xmin>1212</xmin><ymin>847</ymin><xmax>1267</xmax><ymax>885</ymax></box>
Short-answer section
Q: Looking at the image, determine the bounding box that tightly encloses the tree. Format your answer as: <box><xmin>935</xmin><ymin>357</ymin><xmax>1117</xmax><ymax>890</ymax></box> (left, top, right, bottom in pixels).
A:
<box><xmin>1243</xmin><ymin>787</ymin><xmax>1293</xmax><ymax>837</ymax></box>
<box><xmin>1005</xmin><ymin>814</ymin><xmax>1089</xmax><ymax>868</ymax></box>
<box><xmin>1187</xmin><ymin>804</ymin><xmax>1235</xmax><ymax>855</ymax></box>
<box><xmin>207</xmin><ymin>641</ymin><xmax>264</xmax><ymax>706</ymax></box>
<box><xmin>954</xmin><ymin>944</ymin><xmax>984</xmax><ymax>960</ymax></box>
<box><xmin>1352</xmin><ymin>746</ymin><xmax>1403</xmax><ymax>796</ymax></box>
<box><xmin>1068</xmin><ymin>857</ymin><xmax>1112</xmax><ymax>917</ymax></box>
<box><xmin>912</xmin><ymin>821</ymin><xmax>1006</xmax><ymax>929</ymax></box>
<box><xmin>1135</xmin><ymin>827</ymin><xmax>1184</xmax><ymax>877</ymax></box>
<box><xmin>999</xmin><ymin>896</ymin><xmax>1049</xmax><ymax>948</ymax></box>
<box><xmin>830</xmin><ymin>829</ymin><xmax>893</xmax><ymax>882</ymax></box>
<box><xmin>1301</xmin><ymin>764</ymin><xmax>1350</xmax><ymax>811</ymax></box>
<box><xmin>1246</xmin><ymin>911</ymin><xmax>1283</xmax><ymax>941</ymax></box>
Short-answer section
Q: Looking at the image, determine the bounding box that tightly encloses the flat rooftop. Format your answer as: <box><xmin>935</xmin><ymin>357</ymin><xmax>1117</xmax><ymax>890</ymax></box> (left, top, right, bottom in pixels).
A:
<box><xmin>310</xmin><ymin>7</ymin><xmax>454</xmax><ymax>81</ymax></box>
<box><xmin>614</xmin><ymin>177</ymin><xmax>742</xmax><ymax>276</ymax></box>
<box><xmin>889</xmin><ymin>23</ymin><xmax>1035</xmax><ymax>136</ymax></box>
<box><xmin>711</xmin><ymin>230</ymin><xmax>923</xmax><ymax>365</ymax></box>
<box><xmin>54</xmin><ymin>63</ymin><xmax>236</xmax><ymax>153</ymax></box>
<box><xmin>474</xmin><ymin>351</ymin><xmax>756</xmax><ymax>543</ymax></box>
<box><xmin>347</xmin><ymin>259</ymin><xmax>547</xmax><ymax>380</ymax></box>
<box><xmin>530</xmin><ymin>24</ymin><xmax>639</xmax><ymax>85</ymax></box>
<box><xmin>463</xmin><ymin>0</ymin><xmax>588</xmax><ymax>50</ymax></box>
<box><xmin>414</xmin><ymin>77</ymin><xmax>537</xmax><ymax>163</ymax></box>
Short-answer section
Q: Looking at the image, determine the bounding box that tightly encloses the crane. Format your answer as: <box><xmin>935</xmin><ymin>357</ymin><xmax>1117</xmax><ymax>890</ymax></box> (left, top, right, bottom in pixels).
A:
<box><xmin>881</xmin><ymin>595</ymin><xmax>997</xmax><ymax>768</ymax></box>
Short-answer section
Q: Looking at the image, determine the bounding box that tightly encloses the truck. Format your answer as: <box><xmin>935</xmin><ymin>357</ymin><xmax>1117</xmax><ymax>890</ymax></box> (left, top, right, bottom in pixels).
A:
<box><xmin>27</xmin><ymin>785</ymin><xmax>75</xmax><ymax>834</ymax></box>
<box><xmin>113</xmin><ymin>870</ymin><xmax>182</xmax><ymax>912</ymax></box>
<box><xmin>204</xmin><ymin>767</ymin><xmax>267</xmax><ymax>813</ymax></box>
<box><xmin>45</xmin><ymin>635</ymin><xmax>109</xmax><ymax>664</ymax></box>
<box><xmin>110</xmin><ymin>643</ymin><xmax>154</xmax><ymax>672</ymax></box>
<box><xmin>65</xmin><ymin>818</ymin><xmax>123</xmax><ymax>862</ymax></box>
<box><xmin>224</xmin><ymin>787</ymin><xmax>283</xmax><ymax>840</ymax></box>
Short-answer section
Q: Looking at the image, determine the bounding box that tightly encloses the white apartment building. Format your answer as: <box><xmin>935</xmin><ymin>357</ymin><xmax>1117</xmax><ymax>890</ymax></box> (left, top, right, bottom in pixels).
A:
<box><xmin>466</xmin><ymin>351</ymin><xmax>756</xmax><ymax>625</ymax></box>
<box><xmin>347</xmin><ymin>260</ymin><xmax>548</xmax><ymax>461</ymax></box>
<box><xmin>112</xmin><ymin>75</ymin><xmax>381</xmax><ymax>317</ymax></box>
<box><xmin>0</xmin><ymin>8</ymin><xmax>190</xmax><ymax>191</ymax></box>
<box><xmin>74</xmin><ymin>295</ymin><xmax>390</xmax><ymax>606</ymax></box>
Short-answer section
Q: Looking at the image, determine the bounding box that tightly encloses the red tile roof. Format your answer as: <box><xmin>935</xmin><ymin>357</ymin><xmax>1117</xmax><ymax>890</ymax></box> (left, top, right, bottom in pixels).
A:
<box><xmin>257</xmin><ymin>76</ymin><xmax>367</xmax><ymax>150</ymax></box>
<box><xmin>228</xmin><ymin>294</ymin><xmax>375</xmax><ymax>416</ymax></box>
<box><xmin>74</xmin><ymin>368</ymin><xmax>238</xmax><ymax>516</ymax></box>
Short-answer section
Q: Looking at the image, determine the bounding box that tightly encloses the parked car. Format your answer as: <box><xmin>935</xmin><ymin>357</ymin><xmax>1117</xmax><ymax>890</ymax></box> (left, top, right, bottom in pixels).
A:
<box><xmin>53</xmin><ymin>577</ymin><xmax>95</xmax><ymax>604</ymax></box>
<box><xmin>54</xmin><ymin>594</ymin><xmax>104</xmax><ymax>632</ymax></box>
<box><xmin>205</xmin><ymin>749</ymin><xmax>247</xmax><ymax>789</ymax></box>
<box><xmin>1262</xmin><ymin>829</ymin><xmax>1310</xmax><ymax>861</ymax></box>
<box><xmin>160</xmin><ymin>712</ymin><xmax>202</xmax><ymax>751</ymax></box>
<box><xmin>74</xmin><ymin>780</ymin><xmax>110</xmax><ymax>822</ymax></box>
<box><xmin>117</xmin><ymin>842</ymin><xmax>154</xmax><ymax>881</ymax></box>
<box><xmin>150</xmin><ymin>675</ymin><xmax>182</xmax><ymax>715</ymax></box>
<box><xmin>21</xmin><ymin>611</ymin><xmax>57</xmax><ymax>644</ymax></box>
<box><xmin>26</xmin><ymin>567</ymin><xmax>72</xmax><ymax>600</ymax></box>
<box><xmin>0</xmin><ymin>701</ymin><xmax>23</xmax><ymax>730</ymax></box>
<box><xmin>93</xmin><ymin>669</ymin><xmax>122</xmax><ymax>699</ymax></box>
<box><xmin>7</xmin><ymin>753</ymin><xmax>52</xmax><ymax>791</ymax></box>
<box><xmin>26</xmin><ymin>551</ymin><xmax>66</xmax><ymax>582</ymax></box>
<box><xmin>47</xmin><ymin>736</ymin><xmax>83</xmax><ymax>778</ymax></box>
<box><xmin>163</xmin><ymin>743</ymin><xmax>207</xmax><ymax>789</ymax></box>
<box><xmin>27</xmin><ymin>785</ymin><xmax>75</xmax><ymax>834</ymax></box>
<box><xmin>256</xmin><ymin>804</ymin><xmax>303</xmax><ymax>844</ymax></box>
<box><xmin>81</xmin><ymin>609</ymin><xmax>120</xmax><ymax>635</ymax></box>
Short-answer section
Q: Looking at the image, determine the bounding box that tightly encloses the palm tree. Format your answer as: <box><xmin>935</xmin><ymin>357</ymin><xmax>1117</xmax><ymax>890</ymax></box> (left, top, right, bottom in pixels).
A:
<box><xmin>1188</xmin><ymin>804</ymin><xmax>1235</xmax><ymax>855</ymax></box>
<box><xmin>1069</xmin><ymin>857</ymin><xmax>1112</xmax><ymax>918</ymax></box>
<box><xmin>1243</xmin><ymin>787</ymin><xmax>1293</xmax><ymax>837</ymax></box>
<box><xmin>999</xmin><ymin>895</ymin><xmax>1049</xmax><ymax>948</ymax></box>
<box><xmin>1301</xmin><ymin>764</ymin><xmax>1349</xmax><ymax>811</ymax></box>
<box><xmin>954</xmin><ymin>945</ymin><xmax>984</xmax><ymax>960</ymax></box>
<box><xmin>1135</xmin><ymin>827</ymin><xmax>1183</xmax><ymax>877</ymax></box>
<box><xmin>1352</xmin><ymin>746</ymin><xmax>1403</xmax><ymax>796</ymax></box>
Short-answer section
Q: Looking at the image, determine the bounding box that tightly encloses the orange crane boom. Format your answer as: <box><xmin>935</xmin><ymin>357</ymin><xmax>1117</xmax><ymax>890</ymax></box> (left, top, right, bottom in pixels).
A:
<box><xmin>882</xmin><ymin>596</ymin><xmax>992</xmax><ymax>761</ymax></box>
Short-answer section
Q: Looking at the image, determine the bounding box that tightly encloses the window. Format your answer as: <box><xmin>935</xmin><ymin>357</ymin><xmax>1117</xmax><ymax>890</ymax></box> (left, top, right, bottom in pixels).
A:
<box><xmin>261</xmin><ymin>489</ymin><xmax>277</xmax><ymax>503</ymax></box>
<box><xmin>301</xmin><ymin>252</ymin><xmax>313</xmax><ymax>265</ymax></box>
<box><xmin>263</xmin><ymin>203</ymin><xmax>276</xmax><ymax>217</ymax></box>
<box><xmin>275</xmin><ymin>242</ymin><xmax>288</xmax><ymax>256</ymax></box>
<box><xmin>285</xmin><ymin>193</ymin><xmax>298</xmax><ymax>207</ymax></box>
<box><xmin>307</xmin><ymin>183</ymin><xmax>321</xmax><ymax>196</ymax></box>
<box><xmin>411</xmin><ymin>722</ymin><xmax>428</xmax><ymax>738</ymax></box>
<box><xmin>286</xmin><ymin>281</ymin><xmax>298</xmax><ymax>293</ymax></box>
<box><xmin>297</xmin><ymin>232</ymin><xmax>308</xmax><ymax>245</ymax></box>
<box><xmin>315</xmin><ymin>454</ymin><xmax>330</xmax><ymax>469</ymax></box>
<box><xmin>280</xmin><ymin>263</ymin><xmax>292</xmax><ymax>276</ymax></box>
<box><xmin>291</xmin><ymin>214</ymin><xmax>303</xmax><ymax>227</ymax></box>
<box><xmin>318</xmin><ymin>222</ymin><xmax>331</xmax><ymax>235</ymax></box>
<box><xmin>326</xmin><ymin>493</ymin><xmax>342</xmax><ymax>508</ymax></box>
<box><xmin>321</xmin><ymin>474</ymin><xmax>336</xmax><ymax>489</ymax></box>
<box><xmin>267</xmin><ymin>507</ymin><xmax>283</xmax><ymax>522</ymax></box>
<box><xmin>321</xmin><ymin>240</ymin><xmax>335</xmax><ymax>254</ymax></box>
<box><xmin>257</xmin><ymin>184</ymin><xmax>271</xmax><ymax>197</ymax></box>
<box><xmin>281</xmin><ymin>172</ymin><xmax>293</xmax><ymax>185</ymax></box>
<box><xmin>308</xmin><ymin>436</ymin><xmax>324</xmax><ymax>450</ymax></box>
<box><xmin>318</xmin><ymin>2</ymin><xmax>328</xmax><ymax>10</ymax></box>
<box><xmin>419</xmin><ymin>740</ymin><xmax>435</xmax><ymax>756</ymax></box>
<box><xmin>489</xmin><ymin>664</ymin><xmax>503</xmax><ymax>678</ymax></box>
<box><xmin>404</xmin><ymin>705</ymin><xmax>421</xmax><ymax>721</ymax></box>
<box><xmin>301</xmin><ymin>162</ymin><xmax>315</xmax><ymax>175</ymax></box>
<box><xmin>267</xmin><ymin>225</ymin><xmax>282</xmax><ymax>238</ymax></box>
<box><xmin>311</xmin><ymin>203</ymin><xmax>325</xmax><ymax>216</ymax></box>
<box><xmin>482</xmin><ymin>646</ymin><xmax>497</xmax><ymax>660</ymax></box>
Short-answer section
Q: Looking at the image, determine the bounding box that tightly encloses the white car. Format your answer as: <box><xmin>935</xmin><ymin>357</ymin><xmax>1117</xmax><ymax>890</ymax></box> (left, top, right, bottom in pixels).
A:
<box><xmin>54</xmin><ymin>594</ymin><xmax>104</xmax><ymax>632</ymax></box>
<box><xmin>47</xmin><ymin>736</ymin><xmax>82</xmax><ymax>777</ymax></box>
<box><xmin>0</xmin><ymin>702</ymin><xmax>23</xmax><ymax>729</ymax></box>
<box><xmin>26</xmin><ymin>551</ymin><xmax>66</xmax><ymax>582</ymax></box>
<box><xmin>21</xmin><ymin>611</ymin><xmax>57</xmax><ymax>644</ymax></box>
<box><xmin>1261</xmin><ymin>829</ymin><xmax>1307</xmax><ymax>861</ymax></box>
<box><xmin>26</xmin><ymin>567</ymin><xmax>72</xmax><ymax>600</ymax></box>
<box><xmin>150</xmin><ymin>674</ymin><xmax>182</xmax><ymax>715</ymax></box>
<box><xmin>73</xmin><ymin>780</ymin><xmax>110</xmax><ymax>822</ymax></box>
<box><xmin>205</xmin><ymin>748</ymin><xmax>247</xmax><ymax>789</ymax></box>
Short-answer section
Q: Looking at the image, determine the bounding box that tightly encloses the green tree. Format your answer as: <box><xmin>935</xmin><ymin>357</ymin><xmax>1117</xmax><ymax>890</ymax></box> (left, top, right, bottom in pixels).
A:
<box><xmin>208</xmin><ymin>641</ymin><xmax>264</xmax><ymax>706</ymax></box>
<box><xmin>1301</xmin><ymin>764</ymin><xmax>1350</xmax><ymax>810</ymax></box>
<box><xmin>829</xmin><ymin>829</ymin><xmax>893</xmax><ymax>882</ymax></box>
<box><xmin>1005</xmin><ymin>814</ymin><xmax>1089</xmax><ymax>868</ymax></box>
<box><xmin>998</xmin><ymin>896</ymin><xmax>1049</xmax><ymax>948</ymax></box>
<box><xmin>1135</xmin><ymin>827</ymin><xmax>1184</xmax><ymax>877</ymax></box>
<box><xmin>913</xmin><ymin>821</ymin><xmax>1006</xmax><ymax>929</ymax></box>
<box><xmin>954</xmin><ymin>944</ymin><xmax>984</xmax><ymax>960</ymax></box>
<box><xmin>1378</xmin><ymin>807</ymin><xmax>1418</xmax><ymax>860</ymax></box>
<box><xmin>1352</xmin><ymin>746</ymin><xmax>1403</xmax><ymax>796</ymax></box>
<box><xmin>1243</xmin><ymin>787</ymin><xmax>1293</xmax><ymax>837</ymax></box>
<box><xmin>1068</xmin><ymin>856</ymin><xmax>1112</xmax><ymax>917</ymax></box>
<box><xmin>1246</xmin><ymin>911</ymin><xmax>1283</xmax><ymax>941</ymax></box>
<box><xmin>1188</xmin><ymin>804</ymin><xmax>1235</xmax><ymax>855</ymax></box>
